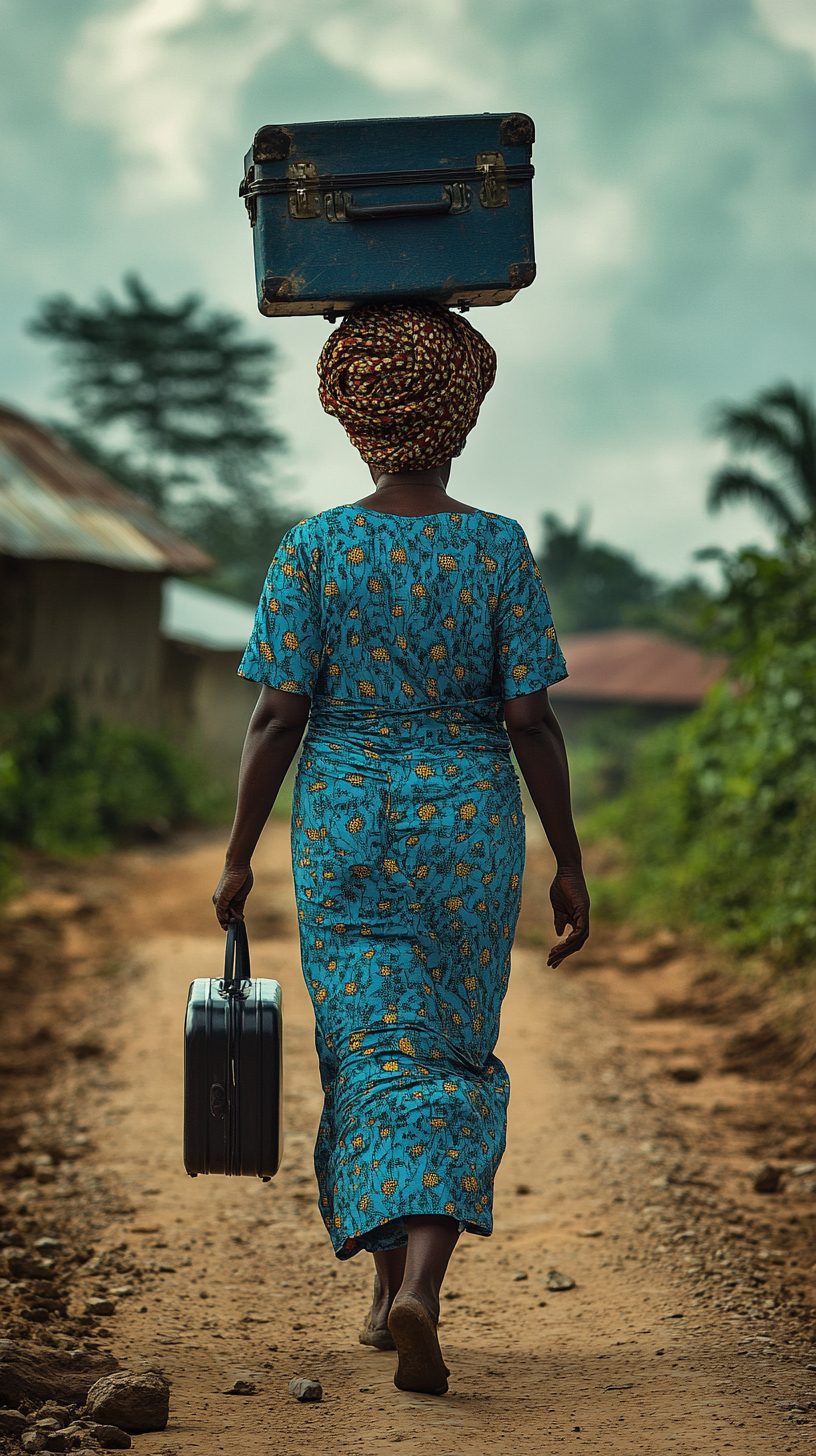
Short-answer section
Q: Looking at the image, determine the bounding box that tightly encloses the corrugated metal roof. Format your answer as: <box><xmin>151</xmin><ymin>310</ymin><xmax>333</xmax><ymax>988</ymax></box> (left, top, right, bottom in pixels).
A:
<box><xmin>551</xmin><ymin>629</ymin><xmax>726</xmax><ymax>706</ymax></box>
<box><xmin>0</xmin><ymin>404</ymin><xmax>212</xmax><ymax>575</ymax></box>
<box><xmin>162</xmin><ymin>579</ymin><xmax>256</xmax><ymax>652</ymax></box>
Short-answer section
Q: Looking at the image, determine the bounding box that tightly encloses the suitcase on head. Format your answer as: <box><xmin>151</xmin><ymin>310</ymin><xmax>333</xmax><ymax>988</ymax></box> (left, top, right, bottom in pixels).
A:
<box><xmin>240</xmin><ymin>112</ymin><xmax>535</xmax><ymax>317</ymax></box>
<box><xmin>183</xmin><ymin>920</ymin><xmax>282</xmax><ymax>1179</ymax></box>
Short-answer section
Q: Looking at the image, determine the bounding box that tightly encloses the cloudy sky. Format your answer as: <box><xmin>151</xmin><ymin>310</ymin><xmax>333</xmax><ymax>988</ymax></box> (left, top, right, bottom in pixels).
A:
<box><xmin>3</xmin><ymin>0</ymin><xmax>816</xmax><ymax>575</ymax></box>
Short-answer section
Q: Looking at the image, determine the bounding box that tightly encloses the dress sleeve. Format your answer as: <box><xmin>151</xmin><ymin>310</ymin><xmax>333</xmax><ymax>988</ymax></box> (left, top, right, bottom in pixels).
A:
<box><xmin>238</xmin><ymin>520</ymin><xmax>323</xmax><ymax>695</ymax></box>
<box><xmin>494</xmin><ymin>522</ymin><xmax>568</xmax><ymax>698</ymax></box>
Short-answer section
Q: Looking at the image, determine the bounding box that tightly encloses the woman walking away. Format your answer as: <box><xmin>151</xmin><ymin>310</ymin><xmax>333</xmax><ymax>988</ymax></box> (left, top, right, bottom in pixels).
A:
<box><xmin>213</xmin><ymin>300</ymin><xmax>590</xmax><ymax>1396</ymax></box>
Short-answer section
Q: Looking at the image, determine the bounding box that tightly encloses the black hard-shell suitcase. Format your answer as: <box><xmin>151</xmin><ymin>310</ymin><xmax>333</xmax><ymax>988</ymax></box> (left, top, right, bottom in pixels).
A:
<box><xmin>183</xmin><ymin>920</ymin><xmax>282</xmax><ymax>1179</ymax></box>
<box><xmin>239</xmin><ymin>112</ymin><xmax>535</xmax><ymax>317</ymax></box>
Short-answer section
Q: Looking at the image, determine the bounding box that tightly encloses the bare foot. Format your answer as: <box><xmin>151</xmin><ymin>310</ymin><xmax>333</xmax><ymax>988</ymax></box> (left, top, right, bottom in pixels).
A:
<box><xmin>359</xmin><ymin>1272</ymin><xmax>397</xmax><ymax>1350</ymax></box>
<box><xmin>387</xmin><ymin>1290</ymin><xmax>449</xmax><ymax>1394</ymax></box>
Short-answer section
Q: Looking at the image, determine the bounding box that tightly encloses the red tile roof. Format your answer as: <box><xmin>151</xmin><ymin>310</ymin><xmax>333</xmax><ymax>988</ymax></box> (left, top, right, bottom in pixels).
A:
<box><xmin>551</xmin><ymin>629</ymin><xmax>726</xmax><ymax>706</ymax></box>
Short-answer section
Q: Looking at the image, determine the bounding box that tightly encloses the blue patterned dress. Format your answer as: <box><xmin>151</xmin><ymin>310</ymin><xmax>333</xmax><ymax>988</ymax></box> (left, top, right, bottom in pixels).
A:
<box><xmin>239</xmin><ymin>506</ymin><xmax>567</xmax><ymax>1258</ymax></box>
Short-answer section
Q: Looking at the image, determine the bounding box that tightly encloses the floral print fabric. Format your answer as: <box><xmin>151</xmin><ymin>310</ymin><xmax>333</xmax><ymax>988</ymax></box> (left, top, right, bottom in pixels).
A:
<box><xmin>317</xmin><ymin>301</ymin><xmax>497</xmax><ymax>471</ymax></box>
<box><xmin>239</xmin><ymin>506</ymin><xmax>567</xmax><ymax>1257</ymax></box>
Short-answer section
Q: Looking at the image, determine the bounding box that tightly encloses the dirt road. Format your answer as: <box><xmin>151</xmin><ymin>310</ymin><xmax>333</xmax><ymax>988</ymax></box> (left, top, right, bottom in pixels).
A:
<box><xmin>2</xmin><ymin>823</ymin><xmax>815</xmax><ymax>1454</ymax></box>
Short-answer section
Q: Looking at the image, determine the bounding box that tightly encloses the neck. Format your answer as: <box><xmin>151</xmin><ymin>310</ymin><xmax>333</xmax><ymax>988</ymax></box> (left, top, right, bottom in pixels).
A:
<box><xmin>374</xmin><ymin>470</ymin><xmax>448</xmax><ymax>494</ymax></box>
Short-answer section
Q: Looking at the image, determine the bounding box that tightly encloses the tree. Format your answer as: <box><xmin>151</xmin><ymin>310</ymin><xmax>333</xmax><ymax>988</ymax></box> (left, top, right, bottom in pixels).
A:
<box><xmin>707</xmin><ymin>381</ymin><xmax>816</xmax><ymax>538</ymax></box>
<box><xmin>28</xmin><ymin>274</ymin><xmax>295</xmax><ymax>602</ymax></box>
<box><xmin>537</xmin><ymin>510</ymin><xmax>659</xmax><ymax>633</ymax></box>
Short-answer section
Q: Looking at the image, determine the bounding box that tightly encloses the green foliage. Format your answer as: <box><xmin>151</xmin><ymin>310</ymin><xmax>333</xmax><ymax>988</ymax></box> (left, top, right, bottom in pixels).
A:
<box><xmin>28</xmin><ymin>274</ymin><xmax>298</xmax><ymax>603</ymax></box>
<box><xmin>538</xmin><ymin>509</ymin><xmax>657</xmax><ymax>632</ymax></box>
<box><xmin>558</xmin><ymin>706</ymin><xmax>662</xmax><ymax>815</ymax></box>
<box><xmin>585</xmin><ymin>535</ymin><xmax>816</xmax><ymax>969</ymax></box>
<box><xmin>538</xmin><ymin>510</ymin><xmax>711</xmax><ymax>639</ymax></box>
<box><xmin>707</xmin><ymin>380</ymin><xmax>816</xmax><ymax>537</ymax></box>
<box><xmin>0</xmin><ymin>696</ymin><xmax>224</xmax><ymax>863</ymax></box>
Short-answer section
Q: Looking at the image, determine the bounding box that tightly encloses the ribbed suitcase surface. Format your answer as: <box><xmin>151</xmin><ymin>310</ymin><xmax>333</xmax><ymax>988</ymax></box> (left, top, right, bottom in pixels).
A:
<box><xmin>183</xmin><ymin>921</ymin><xmax>282</xmax><ymax>1179</ymax></box>
<box><xmin>240</xmin><ymin>112</ymin><xmax>535</xmax><ymax>317</ymax></box>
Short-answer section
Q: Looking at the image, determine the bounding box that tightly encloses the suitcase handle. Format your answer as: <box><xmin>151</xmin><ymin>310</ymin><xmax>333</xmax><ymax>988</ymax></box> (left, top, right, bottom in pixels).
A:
<box><xmin>344</xmin><ymin>195</ymin><xmax>452</xmax><ymax>222</ymax></box>
<box><xmin>224</xmin><ymin>918</ymin><xmax>251</xmax><ymax>992</ymax></box>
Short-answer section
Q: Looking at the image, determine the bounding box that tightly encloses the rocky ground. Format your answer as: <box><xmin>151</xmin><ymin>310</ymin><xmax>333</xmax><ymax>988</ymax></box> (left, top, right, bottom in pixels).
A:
<box><xmin>0</xmin><ymin>820</ymin><xmax>814</xmax><ymax>1454</ymax></box>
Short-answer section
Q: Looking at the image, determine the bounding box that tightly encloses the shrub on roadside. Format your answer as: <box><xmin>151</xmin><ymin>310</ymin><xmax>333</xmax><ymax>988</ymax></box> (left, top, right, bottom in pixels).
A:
<box><xmin>0</xmin><ymin>695</ymin><xmax>225</xmax><ymax>868</ymax></box>
<box><xmin>583</xmin><ymin>538</ymin><xmax>816</xmax><ymax>970</ymax></box>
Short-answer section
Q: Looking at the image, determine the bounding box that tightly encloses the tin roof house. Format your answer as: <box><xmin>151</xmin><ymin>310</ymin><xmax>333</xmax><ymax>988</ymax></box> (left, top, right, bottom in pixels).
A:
<box><xmin>0</xmin><ymin>405</ymin><xmax>258</xmax><ymax>776</ymax></box>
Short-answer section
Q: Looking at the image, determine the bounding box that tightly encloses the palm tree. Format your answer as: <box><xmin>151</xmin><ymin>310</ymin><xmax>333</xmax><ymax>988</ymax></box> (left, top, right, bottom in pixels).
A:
<box><xmin>708</xmin><ymin>382</ymin><xmax>816</xmax><ymax>538</ymax></box>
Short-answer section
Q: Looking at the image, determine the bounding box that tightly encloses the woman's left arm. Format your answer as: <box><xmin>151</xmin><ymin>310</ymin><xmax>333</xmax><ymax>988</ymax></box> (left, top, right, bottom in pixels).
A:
<box><xmin>213</xmin><ymin>685</ymin><xmax>311</xmax><ymax>927</ymax></box>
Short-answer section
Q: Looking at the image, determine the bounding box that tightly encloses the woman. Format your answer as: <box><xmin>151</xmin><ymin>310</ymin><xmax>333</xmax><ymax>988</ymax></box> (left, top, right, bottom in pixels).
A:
<box><xmin>213</xmin><ymin>301</ymin><xmax>590</xmax><ymax>1396</ymax></box>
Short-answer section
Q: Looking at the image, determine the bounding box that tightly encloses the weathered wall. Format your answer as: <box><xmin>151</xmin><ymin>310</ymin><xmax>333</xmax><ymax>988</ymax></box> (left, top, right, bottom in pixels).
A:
<box><xmin>0</xmin><ymin>557</ymin><xmax>165</xmax><ymax>728</ymax></box>
<box><xmin>161</xmin><ymin>640</ymin><xmax>258</xmax><ymax>781</ymax></box>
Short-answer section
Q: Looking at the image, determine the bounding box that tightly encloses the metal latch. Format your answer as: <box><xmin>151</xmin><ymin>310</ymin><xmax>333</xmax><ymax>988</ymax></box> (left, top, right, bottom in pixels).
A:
<box><xmin>287</xmin><ymin>161</ymin><xmax>321</xmax><ymax>219</ymax></box>
<box><xmin>476</xmin><ymin>152</ymin><xmax>509</xmax><ymax>209</ymax></box>
<box><xmin>239</xmin><ymin>165</ymin><xmax>257</xmax><ymax>226</ymax></box>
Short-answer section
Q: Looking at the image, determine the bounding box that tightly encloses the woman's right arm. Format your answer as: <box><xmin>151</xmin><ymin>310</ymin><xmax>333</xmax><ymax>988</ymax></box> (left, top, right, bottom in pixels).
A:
<box><xmin>504</xmin><ymin>687</ymin><xmax>590</xmax><ymax>968</ymax></box>
<box><xmin>212</xmin><ymin>685</ymin><xmax>311</xmax><ymax>927</ymax></box>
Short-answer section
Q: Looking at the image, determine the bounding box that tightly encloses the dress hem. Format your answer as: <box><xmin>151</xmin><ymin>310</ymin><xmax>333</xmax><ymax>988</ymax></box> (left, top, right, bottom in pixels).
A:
<box><xmin>324</xmin><ymin>1204</ymin><xmax>495</xmax><ymax>1261</ymax></box>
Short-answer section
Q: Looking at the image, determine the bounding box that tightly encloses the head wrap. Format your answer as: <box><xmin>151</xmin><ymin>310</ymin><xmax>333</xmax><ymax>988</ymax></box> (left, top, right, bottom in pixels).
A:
<box><xmin>316</xmin><ymin>300</ymin><xmax>497</xmax><ymax>471</ymax></box>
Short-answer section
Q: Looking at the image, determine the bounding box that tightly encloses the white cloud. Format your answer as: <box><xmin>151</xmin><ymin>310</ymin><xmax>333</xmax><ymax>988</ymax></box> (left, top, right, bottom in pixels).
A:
<box><xmin>753</xmin><ymin>0</ymin><xmax>816</xmax><ymax>71</ymax></box>
<box><xmin>62</xmin><ymin>0</ymin><xmax>494</xmax><ymax>208</ymax></box>
<box><xmin>63</xmin><ymin>0</ymin><xmax>291</xmax><ymax>206</ymax></box>
<box><xmin>312</xmin><ymin>0</ymin><xmax>498</xmax><ymax>104</ymax></box>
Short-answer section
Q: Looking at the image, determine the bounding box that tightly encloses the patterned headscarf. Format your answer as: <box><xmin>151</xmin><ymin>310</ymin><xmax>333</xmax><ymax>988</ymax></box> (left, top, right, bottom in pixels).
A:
<box><xmin>316</xmin><ymin>300</ymin><xmax>497</xmax><ymax>471</ymax></box>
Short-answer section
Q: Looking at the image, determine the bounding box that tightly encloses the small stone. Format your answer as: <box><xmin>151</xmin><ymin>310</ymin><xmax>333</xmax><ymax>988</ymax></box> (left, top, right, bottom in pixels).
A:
<box><xmin>41</xmin><ymin>1434</ymin><xmax>71</xmax><ymax>1453</ymax></box>
<box><xmin>545</xmin><ymin>1269</ymin><xmax>576</xmax><ymax>1291</ymax></box>
<box><xmin>792</xmin><ymin>1164</ymin><xmax>816</xmax><ymax>1177</ymax></box>
<box><xmin>577</xmin><ymin>1229</ymin><xmax>603</xmax><ymax>1238</ymax></box>
<box><xmin>288</xmin><ymin>1377</ymin><xmax>322</xmax><ymax>1403</ymax></box>
<box><xmin>89</xmin><ymin>1423</ymin><xmax>132</xmax><ymax>1449</ymax></box>
<box><xmin>0</xmin><ymin>1409</ymin><xmax>28</xmax><ymax>1435</ymax></box>
<box><xmin>514</xmin><ymin>1184</ymin><xmax>531</xmax><ymax>1196</ymax></box>
<box><xmin>753</xmin><ymin>1164</ymin><xmax>782</xmax><ymax>1194</ymax></box>
<box><xmin>108</xmin><ymin>1287</ymin><xmax>134</xmax><ymax>1298</ymax></box>
<box><xmin>85</xmin><ymin>1371</ymin><xmax>170</xmax><ymax>1433</ymax></box>
<box><xmin>86</xmin><ymin>1299</ymin><xmax>116</xmax><ymax>1317</ymax></box>
<box><xmin>512</xmin><ymin>1271</ymin><xmax>528</xmax><ymax>1281</ymax></box>
<box><xmin>22</xmin><ymin>1433</ymin><xmax>48</xmax><ymax>1454</ymax></box>
<box><xmin>2</xmin><ymin>1250</ymin><xmax>54</xmax><ymax>1281</ymax></box>
<box><xmin>35</xmin><ymin>1403</ymin><xmax>72</xmax><ymax>1426</ymax></box>
<box><xmin>34</xmin><ymin>1239</ymin><xmax>62</xmax><ymax>1252</ymax></box>
<box><xmin>668</xmin><ymin>1065</ymin><xmax>702</xmax><ymax>1084</ymax></box>
<box><xmin>224</xmin><ymin>1379</ymin><xmax>255</xmax><ymax>1395</ymax></box>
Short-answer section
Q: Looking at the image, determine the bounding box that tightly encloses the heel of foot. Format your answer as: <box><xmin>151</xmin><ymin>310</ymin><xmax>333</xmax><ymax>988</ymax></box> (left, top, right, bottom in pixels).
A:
<box><xmin>387</xmin><ymin>1294</ymin><xmax>449</xmax><ymax>1395</ymax></box>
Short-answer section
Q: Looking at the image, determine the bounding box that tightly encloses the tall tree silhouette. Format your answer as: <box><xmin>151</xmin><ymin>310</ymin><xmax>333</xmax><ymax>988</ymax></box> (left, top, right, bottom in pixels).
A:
<box><xmin>28</xmin><ymin>274</ymin><xmax>295</xmax><ymax>602</ymax></box>
<box><xmin>708</xmin><ymin>382</ymin><xmax>816</xmax><ymax>538</ymax></box>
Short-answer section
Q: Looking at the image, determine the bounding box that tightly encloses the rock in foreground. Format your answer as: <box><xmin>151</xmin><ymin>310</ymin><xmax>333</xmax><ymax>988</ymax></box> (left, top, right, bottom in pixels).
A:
<box><xmin>288</xmin><ymin>1376</ymin><xmax>322</xmax><ymax>1402</ymax></box>
<box><xmin>545</xmin><ymin>1269</ymin><xmax>576</xmax><ymax>1291</ymax></box>
<box><xmin>84</xmin><ymin>1371</ymin><xmax>169</xmax><ymax>1433</ymax></box>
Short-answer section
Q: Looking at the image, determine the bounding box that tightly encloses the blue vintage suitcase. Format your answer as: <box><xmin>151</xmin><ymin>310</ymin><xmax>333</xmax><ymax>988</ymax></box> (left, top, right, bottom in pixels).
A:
<box><xmin>240</xmin><ymin>112</ymin><xmax>535</xmax><ymax>317</ymax></box>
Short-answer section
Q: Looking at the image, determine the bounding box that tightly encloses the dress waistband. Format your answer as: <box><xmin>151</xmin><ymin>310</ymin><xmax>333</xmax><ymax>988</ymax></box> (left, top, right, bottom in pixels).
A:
<box><xmin>304</xmin><ymin>696</ymin><xmax>510</xmax><ymax>756</ymax></box>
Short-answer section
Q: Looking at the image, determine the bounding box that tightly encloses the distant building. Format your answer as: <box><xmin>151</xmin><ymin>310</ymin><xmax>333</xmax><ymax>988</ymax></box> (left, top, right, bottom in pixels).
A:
<box><xmin>161</xmin><ymin>580</ymin><xmax>258</xmax><ymax>777</ymax></box>
<box><xmin>0</xmin><ymin>403</ymin><xmax>215</xmax><ymax>733</ymax></box>
<box><xmin>550</xmin><ymin>628</ymin><xmax>727</xmax><ymax>730</ymax></box>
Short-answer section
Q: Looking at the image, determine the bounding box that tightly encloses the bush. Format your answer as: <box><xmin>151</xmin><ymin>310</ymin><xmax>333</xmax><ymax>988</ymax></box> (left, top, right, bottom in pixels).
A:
<box><xmin>584</xmin><ymin>537</ymin><xmax>816</xmax><ymax>970</ymax></box>
<box><xmin>0</xmin><ymin>695</ymin><xmax>223</xmax><ymax>864</ymax></box>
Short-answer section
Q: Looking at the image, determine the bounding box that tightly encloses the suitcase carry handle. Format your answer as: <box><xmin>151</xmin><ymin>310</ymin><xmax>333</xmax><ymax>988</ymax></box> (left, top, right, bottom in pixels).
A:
<box><xmin>224</xmin><ymin>918</ymin><xmax>251</xmax><ymax>992</ymax></box>
<box><xmin>345</xmin><ymin>195</ymin><xmax>452</xmax><ymax>222</ymax></box>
